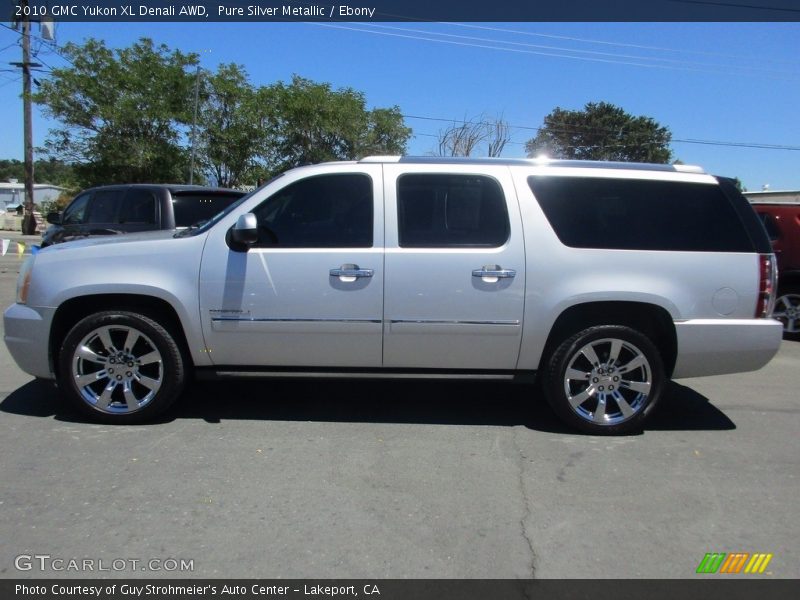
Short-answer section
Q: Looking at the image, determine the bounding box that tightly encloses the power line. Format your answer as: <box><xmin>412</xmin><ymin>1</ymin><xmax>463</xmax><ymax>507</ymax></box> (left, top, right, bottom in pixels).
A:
<box><xmin>444</xmin><ymin>22</ymin><xmax>799</xmax><ymax>66</ymax></box>
<box><xmin>313</xmin><ymin>23</ymin><xmax>799</xmax><ymax>81</ymax></box>
<box><xmin>362</xmin><ymin>23</ymin><xmax>799</xmax><ymax>77</ymax></box>
<box><xmin>402</xmin><ymin>114</ymin><xmax>800</xmax><ymax>152</ymax></box>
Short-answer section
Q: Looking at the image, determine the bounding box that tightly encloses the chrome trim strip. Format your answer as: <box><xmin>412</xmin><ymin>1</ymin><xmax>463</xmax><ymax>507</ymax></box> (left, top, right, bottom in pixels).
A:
<box><xmin>389</xmin><ymin>319</ymin><xmax>520</xmax><ymax>326</ymax></box>
<box><xmin>210</xmin><ymin>371</ymin><xmax>516</xmax><ymax>380</ymax></box>
<box><xmin>211</xmin><ymin>317</ymin><xmax>382</xmax><ymax>324</ymax></box>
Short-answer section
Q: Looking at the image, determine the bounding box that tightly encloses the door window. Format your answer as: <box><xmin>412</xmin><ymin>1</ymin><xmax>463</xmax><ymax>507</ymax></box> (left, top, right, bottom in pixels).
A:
<box><xmin>120</xmin><ymin>189</ymin><xmax>157</xmax><ymax>224</ymax></box>
<box><xmin>252</xmin><ymin>174</ymin><xmax>373</xmax><ymax>248</ymax></box>
<box><xmin>62</xmin><ymin>193</ymin><xmax>91</xmax><ymax>225</ymax></box>
<box><xmin>397</xmin><ymin>174</ymin><xmax>509</xmax><ymax>247</ymax></box>
<box><xmin>86</xmin><ymin>190</ymin><xmax>122</xmax><ymax>224</ymax></box>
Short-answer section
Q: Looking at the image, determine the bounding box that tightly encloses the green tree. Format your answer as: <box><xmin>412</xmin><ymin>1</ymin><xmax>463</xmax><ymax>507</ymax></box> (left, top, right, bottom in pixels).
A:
<box><xmin>263</xmin><ymin>75</ymin><xmax>411</xmax><ymax>174</ymax></box>
<box><xmin>195</xmin><ymin>64</ymin><xmax>269</xmax><ymax>188</ymax></box>
<box><xmin>526</xmin><ymin>102</ymin><xmax>672</xmax><ymax>163</ymax></box>
<box><xmin>34</xmin><ymin>38</ymin><xmax>198</xmax><ymax>187</ymax></box>
<box><xmin>0</xmin><ymin>158</ymin><xmax>76</xmax><ymax>186</ymax></box>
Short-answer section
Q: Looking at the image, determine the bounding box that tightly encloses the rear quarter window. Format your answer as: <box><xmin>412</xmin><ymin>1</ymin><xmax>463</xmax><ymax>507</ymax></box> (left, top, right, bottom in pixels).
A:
<box><xmin>528</xmin><ymin>175</ymin><xmax>754</xmax><ymax>252</ymax></box>
<box><xmin>171</xmin><ymin>192</ymin><xmax>244</xmax><ymax>227</ymax></box>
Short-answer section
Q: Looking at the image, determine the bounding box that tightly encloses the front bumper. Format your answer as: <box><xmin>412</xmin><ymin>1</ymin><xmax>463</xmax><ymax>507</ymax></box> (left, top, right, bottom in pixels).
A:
<box><xmin>3</xmin><ymin>303</ymin><xmax>56</xmax><ymax>380</ymax></box>
<box><xmin>672</xmin><ymin>318</ymin><xmax>783</xmax><ymax>378</ymax></box>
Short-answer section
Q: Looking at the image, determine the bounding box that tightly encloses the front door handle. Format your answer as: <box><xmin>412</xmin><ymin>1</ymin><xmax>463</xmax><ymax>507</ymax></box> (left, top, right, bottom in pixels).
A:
<box><xmin>330</xmin><ymin>264</ymin><xmax>374</xmax><ymax>282</ymax></box>
<box><xmin>472</xmin><ymin>266</ymin><xmax>516</xmax><ymax>280</ymax></box>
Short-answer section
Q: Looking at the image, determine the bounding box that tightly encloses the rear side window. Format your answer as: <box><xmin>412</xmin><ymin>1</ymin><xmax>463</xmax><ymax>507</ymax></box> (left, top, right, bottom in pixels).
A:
<box><xmin>172</xmin><ymin>192</ymin><xmax>243</xmax><ymax>227</ymax></box>
<box><xmin>86</xmin><ymin>190</ymin><xmax>122</xmax><ymax>224</ymax></box>
<box><xmin>397</xmin><ymin>174</ymin><xmax>509</xmax><ymax>247</ymax></box>
<box><xmin>120</xmin><ymin>189</ymin><xmax>157</xmax><ymax>224</ymax></box>
<box><xmin>528</xmin><ymin>176</ymin><xmax>753</xmax><ymax>252</ymax></box>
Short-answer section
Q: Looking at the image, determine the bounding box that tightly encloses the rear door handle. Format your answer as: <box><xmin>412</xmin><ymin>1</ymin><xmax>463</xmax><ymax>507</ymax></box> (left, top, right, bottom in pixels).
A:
<box><xmin>330</xmin><ymin>265</ymin><xmax>374</xmax><ymax>281</ymax></box>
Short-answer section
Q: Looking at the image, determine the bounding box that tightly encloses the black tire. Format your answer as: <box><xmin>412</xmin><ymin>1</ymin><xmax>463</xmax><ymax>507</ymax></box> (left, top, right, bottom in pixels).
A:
<box><xmin>541</xmin><ymin>325</ymin><xmax>665</xmax><ymax>435</ymax></box>
<box><xmin>773</xmin><ymin>285</ymin><xmax>800</xmax><ymax>341</ymax></box>
<box><xmin>57</xmin><ymin>311</ymin><xmax>186</xmax><ymax>424</ymax></box>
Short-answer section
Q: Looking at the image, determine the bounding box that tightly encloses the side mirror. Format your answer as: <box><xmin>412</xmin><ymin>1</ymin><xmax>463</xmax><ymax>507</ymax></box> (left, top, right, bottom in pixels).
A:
<box><xmin>230</xmin><ymin>213</ymin><xmax>258</xmax><ymax>247</ymax></box>
<box><xmin>46</xmin><ymin>212</ymin><xmax>62</xmax><ymax>225</ymax></box>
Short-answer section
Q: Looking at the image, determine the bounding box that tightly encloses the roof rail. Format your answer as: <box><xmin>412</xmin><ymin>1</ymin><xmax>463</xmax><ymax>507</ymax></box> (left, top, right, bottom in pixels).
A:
<box><xmin>358</xmin><ymin>155</ymin><xmax>705</xmax><ymax>173</ymax></box>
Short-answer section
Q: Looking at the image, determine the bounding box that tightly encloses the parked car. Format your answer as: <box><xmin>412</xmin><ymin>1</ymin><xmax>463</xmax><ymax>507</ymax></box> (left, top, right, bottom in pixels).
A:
<box><xmin>751</xmin><ymin>202</ymin><xmax>800</xmax><ymax>339</ymax></box>
<box><xmin>41</xmin><ymin>184</ymin><xmax>246</xmax><ymax>246</ymax></box>
<box><xmin>4</xmin><ymin>157</ymin><xmax>782</xmax><ymax>434</ymax></box>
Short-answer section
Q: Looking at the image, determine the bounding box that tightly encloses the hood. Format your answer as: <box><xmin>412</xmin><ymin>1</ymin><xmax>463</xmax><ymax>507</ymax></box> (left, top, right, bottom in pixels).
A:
<box><xmin>39</xmin><ymin>229</ymin><xmax>183</xmax><ymax>253</ymax></box>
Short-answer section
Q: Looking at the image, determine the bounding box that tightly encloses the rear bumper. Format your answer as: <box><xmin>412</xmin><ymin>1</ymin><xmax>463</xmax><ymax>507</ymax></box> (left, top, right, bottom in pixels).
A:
<box><xmin>3</xmin><ymin>303</ymin><xmax>55</xmax><ymax>380</ymax></box>
<box><xmin>672</xmin><ymin>318</ymin><xmax>783</xmax><ymax>378</ymax></box>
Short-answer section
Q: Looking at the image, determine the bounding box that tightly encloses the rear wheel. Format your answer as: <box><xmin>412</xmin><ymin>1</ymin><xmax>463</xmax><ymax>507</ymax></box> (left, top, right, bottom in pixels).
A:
<box><xmin>541</xmin><ymin>325</ymin><xmax>665</xmax><ymax>435</ymax></box>
<box><xmin>772</xmin><ymin>286</ymin><xmax>800</xmax><ymax>340</ymax></box>
<box><xmin>57</xmin><ymin>311</ymin><xmax>186</xmax><ymax>423</ymax></box>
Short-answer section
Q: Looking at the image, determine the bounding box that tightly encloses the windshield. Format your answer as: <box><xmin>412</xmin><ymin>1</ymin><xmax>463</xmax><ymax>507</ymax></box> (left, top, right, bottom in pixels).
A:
<box><xmin>174</xmin><ymin>174</ymin><xmax>284</xmax><ymax>238</ymax></box>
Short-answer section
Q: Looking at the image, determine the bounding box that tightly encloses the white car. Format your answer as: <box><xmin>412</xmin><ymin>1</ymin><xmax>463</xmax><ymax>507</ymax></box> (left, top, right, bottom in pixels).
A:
<box><xmin>4</xmin><ymin>157</ymin><xmax>782</xmax><ymax>434</ymax></box>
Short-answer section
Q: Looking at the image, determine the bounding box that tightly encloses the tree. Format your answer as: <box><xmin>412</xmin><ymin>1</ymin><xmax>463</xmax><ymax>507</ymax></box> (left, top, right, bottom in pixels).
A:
<box><xmin>34</xmin><ymin>38</ymin><xmax>198</xmax><ymax>187</ymax></box>
<box><xmin>196</xmin><ymin>64</ymin><xmax>268</xmax><ymax>187</ymax></box>
<box><xmin>262</xmin><ymin>76</ymin><xmax>411</xmax><ymax>175</ymax></box>
<box><xmin>525</xmin><ymin>102</ymin><xmax>672</xmax><ymax>163</ymax></box>
<box><xmin>0</xmin><ymin>158</ymin><xmax>75</xmax><ymax>186</ymax></box>
<box><xmin>434</xmin><ymin>115</ymin><xmax>511</xmax><ymax>158</ymax></box>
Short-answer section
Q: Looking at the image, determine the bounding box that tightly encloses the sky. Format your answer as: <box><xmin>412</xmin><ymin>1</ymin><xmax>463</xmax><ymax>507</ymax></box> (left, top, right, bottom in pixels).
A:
<box><xmin>0</xmin><ymin>20</ymin><xmax>798</xmax><ymax>191</ymax></box>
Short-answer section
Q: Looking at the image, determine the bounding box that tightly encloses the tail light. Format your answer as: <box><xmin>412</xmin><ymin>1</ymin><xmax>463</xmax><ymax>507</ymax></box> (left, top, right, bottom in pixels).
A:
<box><xmin>755</xmin><ymin>253</ymin><xmax>778</xmax><ymax>318</ymax></box>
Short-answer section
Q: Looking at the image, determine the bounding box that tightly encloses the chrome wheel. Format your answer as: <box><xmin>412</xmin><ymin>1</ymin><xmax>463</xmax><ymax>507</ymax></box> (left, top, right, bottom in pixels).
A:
<box><xmin>772</xmin><ymin>292</ymin><xmax>800</xmax><ymax>336</ymax></box>
<box><xmin>563</xmin><ymin>337</ymin><xmax>652</xmax><ymax>426</ymax></box>
<box><xmin>71</xmin><ymin>324</ymin><xmax>163</xmax><ymax>414</ymax></box>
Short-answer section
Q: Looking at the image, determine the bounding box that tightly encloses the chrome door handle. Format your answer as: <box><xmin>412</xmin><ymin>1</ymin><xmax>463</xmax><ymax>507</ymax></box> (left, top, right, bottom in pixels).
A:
<box><xmin>330</xmin><ymin>266</ymin><xmax>374</xmax><ymax>279</ymax></box>
<box><xmin>472</xmin><ymin>266</ymin><xmax>516</xmax><ymax>279</ymax></box>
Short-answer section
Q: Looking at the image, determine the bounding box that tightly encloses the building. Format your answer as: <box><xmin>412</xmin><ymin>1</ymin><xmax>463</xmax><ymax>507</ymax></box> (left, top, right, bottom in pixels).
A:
<box><xmin>0</xmin><ymin>179</ymin><xmax>67</xmax><ymax>213</ymax></box>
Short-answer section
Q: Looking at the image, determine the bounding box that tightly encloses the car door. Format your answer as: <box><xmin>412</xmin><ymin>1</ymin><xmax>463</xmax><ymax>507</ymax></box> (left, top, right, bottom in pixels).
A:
<box><xmin>382</xmin><ymin>164</ymin><xmax>526</xmax><ymax>370</ymax></box>
<box><xmin>82</xmin><ymin>188</ymin><xmax>124</xmax><ymax>236</ymax></box>
<box><xmin>198</xmin><ymin>165</ymin><xmax>384</xmax><ymax>368</ymax></box>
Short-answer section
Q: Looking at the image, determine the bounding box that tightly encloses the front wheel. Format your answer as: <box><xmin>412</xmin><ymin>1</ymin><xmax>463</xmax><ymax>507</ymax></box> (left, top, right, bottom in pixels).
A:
<box><xmin>772</xmin><ymin>286</ymin><xmax>800</xmax><ymax>340</ymax></box>
<box><xmin>541</xmin><ymin>325</ymin><xmax>665</xmax><ymax>435</ymax></box>
<box><xmin>57</xmin><ymin>311</ymin><xmax>186</xmax><ymax>424</ymax></box>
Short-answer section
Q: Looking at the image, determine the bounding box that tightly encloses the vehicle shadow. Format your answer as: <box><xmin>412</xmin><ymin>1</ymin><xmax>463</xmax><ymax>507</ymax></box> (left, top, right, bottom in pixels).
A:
<box><xmin>1</xmin><ymin>377</ymin><xmax>734</xmax><ymax>434</ymax></box>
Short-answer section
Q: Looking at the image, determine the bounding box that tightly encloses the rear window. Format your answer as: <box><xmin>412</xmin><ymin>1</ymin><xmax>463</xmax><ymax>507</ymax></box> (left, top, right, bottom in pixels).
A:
<box><xmin>171</xmin><ymin>192</ymin><xmax>243</xmax><ymax>227</ymax></box>
<box><xmin>528</xmin><ymin>175</ymin><xmax>753</xmax><ymax>252</ymax></box>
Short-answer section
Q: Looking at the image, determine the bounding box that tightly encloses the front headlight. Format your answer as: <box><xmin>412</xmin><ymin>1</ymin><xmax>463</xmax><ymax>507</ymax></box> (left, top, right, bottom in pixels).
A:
<box><xmin>16</xmin><ymin>254</ymin><xmax>35</xmax><ymax>305</ymax></box>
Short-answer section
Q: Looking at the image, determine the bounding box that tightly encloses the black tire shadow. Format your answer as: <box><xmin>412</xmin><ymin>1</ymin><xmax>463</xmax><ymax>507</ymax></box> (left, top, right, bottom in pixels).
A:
<box><xmin>1</xmin><ymin>377</ymin><xmax>734</xmax><ymax>434</ymax></box>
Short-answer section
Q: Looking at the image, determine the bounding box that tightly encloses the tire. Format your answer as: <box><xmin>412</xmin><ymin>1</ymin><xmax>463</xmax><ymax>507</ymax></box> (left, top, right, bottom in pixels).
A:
<box><xmin>772</xmin><ymin>286</ymin><xmax>800</xmax><ymax>341</ymax></box>
<box><xmin>57</xmin><ymin>311</ymin><xmax>186</xmax><ymax>424</ymax></box>
<box><xmin>541</xmin><ymin>325</ymin><xmax>665</xmax><ymax>435</ymax></box>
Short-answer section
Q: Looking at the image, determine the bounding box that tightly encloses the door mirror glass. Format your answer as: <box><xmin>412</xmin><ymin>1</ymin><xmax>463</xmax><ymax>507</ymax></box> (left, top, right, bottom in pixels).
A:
<box><xmin>46</xmin><ymin>212</ymin><xmax>62</xmax><ymax>225</ymax></box>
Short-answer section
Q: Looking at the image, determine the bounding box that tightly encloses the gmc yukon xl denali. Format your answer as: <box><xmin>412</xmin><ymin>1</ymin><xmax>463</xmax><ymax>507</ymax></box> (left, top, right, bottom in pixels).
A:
<box><xmin>4</xmin><ymin>157</ymin><xmax>783</xmax><ymax>434</ymax></box>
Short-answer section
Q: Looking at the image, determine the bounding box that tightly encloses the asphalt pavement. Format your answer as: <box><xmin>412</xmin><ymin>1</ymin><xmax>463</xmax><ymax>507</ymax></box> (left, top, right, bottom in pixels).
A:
<box><xmin>0</xmin><ymin>244</ymin><xmax>798</xmax><ymax>579</ymax></box>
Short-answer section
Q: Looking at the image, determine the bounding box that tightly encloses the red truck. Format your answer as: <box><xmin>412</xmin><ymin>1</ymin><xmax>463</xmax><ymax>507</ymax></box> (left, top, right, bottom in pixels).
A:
<box><xmin>751</xmin><ymin>202</ymin><xmax>800</xmax><ymax>339</ymax></box>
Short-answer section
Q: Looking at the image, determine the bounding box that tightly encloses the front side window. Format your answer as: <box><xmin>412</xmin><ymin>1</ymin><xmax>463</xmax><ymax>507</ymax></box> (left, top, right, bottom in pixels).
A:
<box><xmin>251</xmin><ymin>173</ymin><xmax>373</xmax><ymax>248</ymax></box>
<box><xmin>62</xmin><ymin>193</ymin><xmax>91</xmax><ymax>225</ymax></box>
<box><xmin>397</xmin><ymin>174</ymin><xmax>509</xmax><ymax>247</ymax></box>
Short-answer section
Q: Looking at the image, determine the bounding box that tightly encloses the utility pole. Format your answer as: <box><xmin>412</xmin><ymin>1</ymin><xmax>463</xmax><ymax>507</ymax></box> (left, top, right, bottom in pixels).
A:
<box><xmin>188</xmin><ymin>66</ymin><xmax>201</xmax><ymax>185</ymax></box>
<box><xmin>11</xmin><ymin>0</ymin><xmax>41</xmax><ymax>234</ymax></box>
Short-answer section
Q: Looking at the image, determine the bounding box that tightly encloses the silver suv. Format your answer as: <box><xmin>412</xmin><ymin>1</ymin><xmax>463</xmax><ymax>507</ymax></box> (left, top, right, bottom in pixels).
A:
<box><xmin>3</xmin><ymin>157</ymin><xmax>783</xmax><ymax>434</ymax></box>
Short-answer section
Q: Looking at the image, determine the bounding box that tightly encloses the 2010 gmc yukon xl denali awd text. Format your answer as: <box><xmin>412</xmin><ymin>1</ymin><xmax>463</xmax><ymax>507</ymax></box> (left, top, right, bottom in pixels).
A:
<box><xmin>3</xmin><ymin>157</ymin><xmax>783</xmax><ymax>434</ymax></box>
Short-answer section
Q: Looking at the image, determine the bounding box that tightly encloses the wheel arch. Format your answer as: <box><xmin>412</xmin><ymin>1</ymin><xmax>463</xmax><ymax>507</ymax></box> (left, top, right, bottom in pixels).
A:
<box><xmin>49</xmin><ymin>294</ymin><xmax>193</xmax><ymax>379</ymax></box>
<box><xmin>541</xmin><ymin>301</ymin><xmax>678</xmax><ymax>377</ymax></box>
